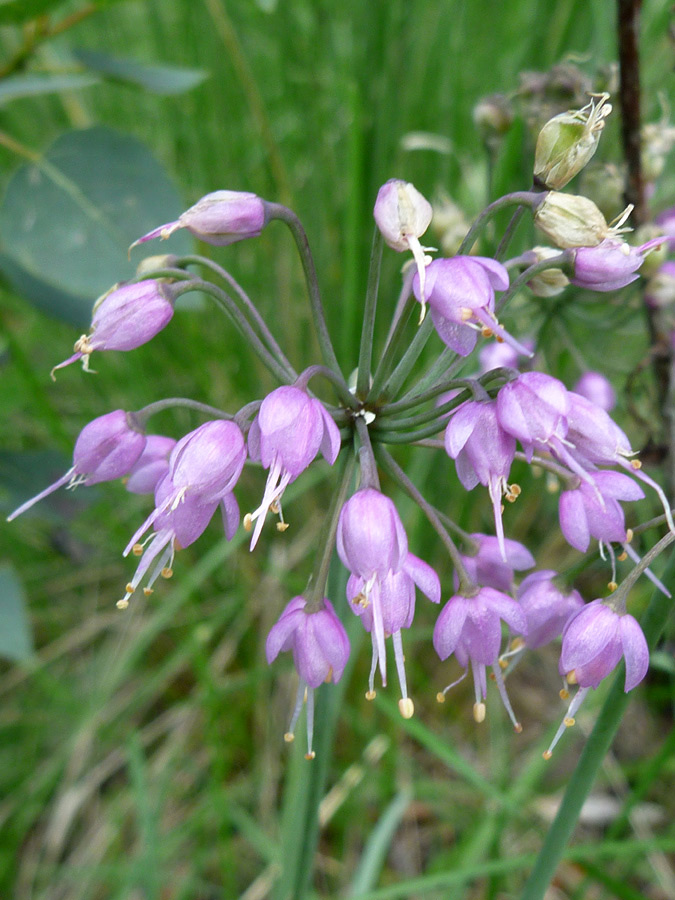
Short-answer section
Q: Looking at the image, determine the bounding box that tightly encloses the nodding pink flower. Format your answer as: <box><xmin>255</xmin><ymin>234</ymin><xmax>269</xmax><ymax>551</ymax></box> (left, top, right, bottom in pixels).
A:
<box><xmin>119</xmin><ymin>420</ymin><xmax>246</xmax><ymax>607</ymax></box>
<box><xmin>374</xmin><ymin>179</ymin><xmax>433</xmax><ymax>314</ymax></box>
<box><xmin>337</xmin><ymin>488</ymin><xmax>440</xmax><ymax>715</ymax></box>
<box><xmin>445</xmin><ymin>400</ymin><xmax>517</xmax><ymax>559</ymax></box>
<box><xmin>7</xmin><ymin>410</ymin><xmax>146</xmax><ymax>521</ymax></box>
<box><xmin>563</xmin><ymin>391</ymin><xmax>675</xmax><ymax>532</ymax></box>
<box><xmin>496</xmin><ymin>372</ymin><xmax>569</xmax><ymax>461</ymax></box>
<box><xmin>573</xmin><ymin>372</ymin><xmax>616</xmax><ymax>412</ymax></box>
<box><xmin>433</xmin><ymin>586</ymin><xmax>527</xmax><ymax>730</ymax></box>
<box><xmin>347</xmin><ymin>554</ymin><xmax>440</xmax><ymax>715</ymax></box>
<box><xmin>412</xmin><ymin>256</ymin><xmax>533</xmax><ymax>358</ymax></box>
<box><xmin>125</xmin><ymin>435</ymin><xmax>177</xmax><ymax>495</ymax></box>
<box><xmin>131</xmin><ymin>190</ymin><xmax>267</xmax><ymax>249</ymax></box>
<box><xmin>266</xmin><ymin>596</ymin><xmax>350</xmax><ymax>759</ymax></box>
<box><xmin>52</xmin><ymin>281</ymin><xmax>175</xmax><ymax>376</ymax></box>
<box><xmin>571</xmin><ymin>237</ymin><xmax>666</xmax><ymax>292</ymax></box>
<box><xmin>246</xmin><ymin>386</ymin><xmax>341</xmax><ymax>549</ymax></box>
<box><xmin>545</xmin><ymin>599</ymin><xmax>649</xmax><ymax>757</ymax></box>
<box><xmin>516</xmin><ymin>570</ymin><xmax>584</xmax><ymax>649</ymax></box>
<box><xmin>559</xmin><ymin>470</ymin><xmax>644</xmax><ymax>553</ymax></box>
<box><xmin>456</xmin><ymin>534</ymin><xmax>535</xmax><ymax>594</ymax></box>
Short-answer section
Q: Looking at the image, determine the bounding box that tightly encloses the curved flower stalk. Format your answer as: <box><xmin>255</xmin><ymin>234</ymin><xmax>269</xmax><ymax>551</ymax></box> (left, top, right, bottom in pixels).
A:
<box><xmin>433</xmin><ymin>586</ymin><xmax>528</xmax><ymax>729</ymax></box>
<box><xmin>245</xmin><ymin>386</ymin><xmax>341</xmax><ymax>549</ymax></box>
<box><xmin>7</xmin><ymin>410</ymin><xmax>146</xmax><ymax>521</ymax></box>
<box><xmin>266</xmin><ymin>596</ymin><xmax>350</xmax><ymax>759</ymax></box>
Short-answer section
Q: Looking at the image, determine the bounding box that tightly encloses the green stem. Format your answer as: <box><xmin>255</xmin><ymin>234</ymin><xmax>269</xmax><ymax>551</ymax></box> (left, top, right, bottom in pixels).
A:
<box><xmin>374</xmin><ymin>316</ymin><xmax>436</xmax><ymax>403</ymax></box>
<box><xmin>371</xmin><ymin>420</ymin><xmax>447</xmax><ymax>444</ymax></box>
<box><xmin>377</xmin><ymin>448</ymin><xmax>476</xmax><ymax>593</ymax></box>
<box><xmin>354</xmin><ymin>416</ymin><xmax>380</xmax><ymax>489</ymax></box>
<box><xmin>457</xmin><ymin>192</ymin><xmax>537</xmax><ymax>256</ymax></box>
<box><xmin>356</xmin><ymin>229</ymin><xmax>384</xmax><ymax>397</ymax></box>
<box><xmin>519</xmin><ymin>547</ymin><xmax>675</xmax><ymax>900</ymax></box>
<box><xmin>381</xmin><ymin>357</ymin><xmax>468</xmax><ymax>415</ymax></box>
<box><xmin>366</xmin><ymin>285</ymin><xmax>416</xmax><ymax>403</ymax></box>
<box><xmin>373</xmin><ymin>389</ymin><xmax>470</xmax><ymax>432</ymax></box>
<box><xmin>173</xmin><ymin>280</ymin><xmax>293</xmax><ymax>384</ymax></box>
<box><xmin>175</xmin><ymin>254</ymin><xmax>297</xmax><ymax>378</ymax></box>
<box><xmin>265</xmin><ymin>203</ymin><xmax>346</xmax><ymax>382</ymax></box>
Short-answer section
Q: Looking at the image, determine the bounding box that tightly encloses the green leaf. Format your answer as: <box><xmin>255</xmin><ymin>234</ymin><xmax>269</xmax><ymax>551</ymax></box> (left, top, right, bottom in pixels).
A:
<box><xmin>0</xmin><ymin>0</ymin><xmax>67</xmax><ymax>25</ymax></box>
<box><xmin>72</xmin><ymin>49</ymin><xmax>209</xmax><ymax>95</ymax></box>
<box><xmin>0</xmin><ymin>126</ymin><xmax>191</xmax><ymax>325</ymax></box>
<box><xmin>0</xmin><ymin>564</ymin><xmax>34</xmax><ymax>662</ymax></box>
<box><xmin>0</xmin><ymin>73</ymin><xmax>101</xmax><ymax>105</ymax></box>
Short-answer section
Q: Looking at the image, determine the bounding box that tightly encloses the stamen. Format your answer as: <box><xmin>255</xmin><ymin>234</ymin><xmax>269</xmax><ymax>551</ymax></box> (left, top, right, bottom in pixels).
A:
<box><xmin>492</xmin><ymin>663</ymin><xmax>522</xmax><ymax>732</ymax></box>
<box><xmin>243</xmin><ymin>513</ymin><xmax>253</xmax><ymax>532</ymax></box>
<box><xmin>305</xmin><ymin>687</ymin><xmax>315</xmax><ymax>759</ymax></box>
<box><xmin>544</xmin><ymin>686</ymin><xmax>590</xmax><ymax>758</ymax></box>
<box><xmin>286</xmin><ymin>683</ymin><xmax>306</xmax><ymax>743</ymax></box>
<box><xmin>473</xmin><ymin>702</ymin><xmax>486</xmax><ymax>723</ymax></box>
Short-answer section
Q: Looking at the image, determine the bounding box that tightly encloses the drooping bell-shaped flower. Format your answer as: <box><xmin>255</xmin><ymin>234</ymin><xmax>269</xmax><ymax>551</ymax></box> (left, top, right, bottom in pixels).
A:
<box><xmin>444</xmin><ymin>400</ymin><xmax>517</xmax><ymax>559</ymax></box>
<box><xmin>456</xmin><ymin>533</ymin><xmax>535</xmax><ymax>594</ymax></box>
<box><xmin>347</xmin><ymin>554</ymin><xmax>440</xmax><ymax>715</ymax></box>
<box><xmin>131</xmin><ymin>190</ymin><xmax>267</xmax><ymax>249</ymax></box>
<box><xmin>433</xmin><ymin>586</ymin><xmax>528</xmax><ymax>729</ymax></box>
<box><xmin>52</xmin><ymin>281</ymin><xmax>175</xmax><ymax>376</ymax></box>
<box><xmin>7</xmin><ymin>410</ymin><xmax>146</xmax><ymax>521</ymax></box>
<box><xmin>517</xmin><ymin>570</ymin><xmax>584</xmax><ymax>649</ymax></box>
<box><xmin>374</xmin><ymin>179</ymin><xmax>433</xmax><ymax>316</ymax></box>
<box><xmin>563</xmin><ymin>391</ymin><xmax>675</xmax><ymax>532</ymax></box>
<box><xmin>571</xmin><ymin>237</ymin><xmax>666</xmax><ymax>292</ymax></box>
<box><xmin>119</xmin><ymin>420</ymin><xmax>246</xmax><ymax>607</ymax></box>
<box><xmin>246</xmin><ymin>386</ymin><xmax>341</xmax><ymax>549</ymax></box>
<box><xmin>266</xmin><ymin>596</ymin><xmax>350</xmax><ymax>758</ymax></box>
<box><xmin>573</xmin><ymin>372</ymin><xmax>616</xmax><ymax>412</ymax></box>
<box><xmin>412</xmin><ymin>256</ymin><xmax>532</xmax><ymax>358</ymax></box>
<box><xmin>125</xmin><ymin>434</ymin><xmax>177</xmax><ymax>495</ymax></box>
<box><xmin>559</xmin><ymin>470</ymin><xmax>644</xmax><ymax>553</ymax></box>
<box><xmin>545</xmin><ymin>599</ymin><xmax>649</xmax><ymax>757</ymax></box>
<box><xmin>337</xmin><ymin>488</ymin><xmax>440</xmax><ymax>715</ymax></box>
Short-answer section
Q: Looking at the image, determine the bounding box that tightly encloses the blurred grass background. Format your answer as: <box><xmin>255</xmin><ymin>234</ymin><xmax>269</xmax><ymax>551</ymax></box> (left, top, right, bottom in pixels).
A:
<box><xmin>1</xmin><ymin>0</ymin><xmax>675</xmax><ymax>898</ymax></box>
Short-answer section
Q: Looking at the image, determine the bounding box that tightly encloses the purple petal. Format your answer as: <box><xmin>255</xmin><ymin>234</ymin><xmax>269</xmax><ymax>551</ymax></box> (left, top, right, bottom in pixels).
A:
<box><xmin>404</xmin><ymin>553</ymin><xmax>441</xmax><ymax>603</ymax></box>
<box><xmin>559</xmin><ymin>490</ymin><xmax>590</xmax><ymax>552</ymax></box>
<box><xmin>619</xmin><ymin>614</ymin><xmax>649</xmax><ymax>691</ymax></box>
<box><xmin>433</xmin><ymin>595</ymin><xmax>470</xmax><ymax>660</ymax></box>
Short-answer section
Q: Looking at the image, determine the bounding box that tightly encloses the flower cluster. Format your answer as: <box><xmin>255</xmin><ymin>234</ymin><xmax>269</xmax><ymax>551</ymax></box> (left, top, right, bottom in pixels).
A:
<box><xmin>9</xmin><ymin>91</ymin><xmax>675</xmax><ymax>762</ymax></box>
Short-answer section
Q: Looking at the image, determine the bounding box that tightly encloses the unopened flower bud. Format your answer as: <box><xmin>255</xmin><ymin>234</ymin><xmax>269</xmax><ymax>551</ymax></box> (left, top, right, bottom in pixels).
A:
<box><xmin>135</xmin><ymin>254</ymin><xmax>179</xmax><ymax>277</ymax></box>
<box><xmin>131</xmin><ymin>190</ymin><xmax>267</xmax><ymax>250</ymax></box>
<box><xmin>525</xmin><ymin>246</ymin><xmax>570</xmax><ymax>297</ymax></box>
<box><xmin>533</xmin><ymin>192</ymin><xmax>627</xmax><ymax>249</ymax></box>
<box><xmin>473</xmin><ymin>93</ymin><xmax>514</xmax><ymax>141</ymax></box>
<box><xmin>534</xmin><ymin>94</ymin><xmax>611</xmax><ymax>190</ymax></box>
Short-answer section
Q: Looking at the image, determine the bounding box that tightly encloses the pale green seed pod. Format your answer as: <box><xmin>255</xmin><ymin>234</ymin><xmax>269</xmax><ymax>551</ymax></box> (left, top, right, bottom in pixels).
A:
<box><xmin>527</xmin><ymin>247</ymin><xmax>570</xmax><ymax>297</ymax></box>
<box><xmin>534</xmin><ymin>94</ymin><xmax>611</xmax><ymax>190</ymax></box>
<box><xmin>534</xmin><ymin>192</ymin><xmax>611</xmax><ymax>248</ymax></box>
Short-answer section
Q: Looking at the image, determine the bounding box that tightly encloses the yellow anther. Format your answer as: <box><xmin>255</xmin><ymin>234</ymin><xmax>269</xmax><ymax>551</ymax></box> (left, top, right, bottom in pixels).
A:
<box><xmin>143</xmin><ymin>587</ymin><xmax>154</xmax><ymax>596</ymax></box>
<box><xmin>161</xmin><ymin>567</ymin><xmax>173</xmax><ymax>579</ymax></box>
<box><xmin>564</xmin><ymin>716</ymin><xmax>576</xmax><ymax>728</ymax></box>
<box><xmin>617</xmin><ymin>551</ymin><xmax>627</xmax><ymax>562</ymax></box>
<box><xmin>243</xmin><ymin>513</ymin><xmax>253</xmax><ymax>532</ymax></box>
<box><xmin>132</xmin><ymin>544</ymin><xmax>144</xmax><ymax>556</ymax></box>
<box><xmin>365</xmin><ymin>690</ymin><xmax>376</xmax><ymax>701</ymax></box>
<box><xmin>566</xmin><ymin>670</ymin><xmax>578</xmax><ymax>685</ymax></box>
<box><xmin>460</xmin><ymin>307</ymin><xmax>473</xmax><ymax>322</ymax></box>
<box><xmin>276</xmin><ymin>522</ymin><xmax>290</xmax><ymax>532</ymax></box>
<box><xmin>116</xmin><ymin>597</ymin><xmax>129</xmax><ymax>610</ymax></box>
<box><xmin>607</xmin><ymin>580</ymin><xmax>618</xmax><ymax>592</ymax></box>
<box><xmin>305</xmin><ymin>751</ymin><xmax>316</xmax><ymax>761</ymax></box>
<box><xmin>631</xmin><ymin>459</ymin><xmax>642</xmax><ymax>470</ymax></box>
<box><xmin>499</xmin><ymin>657</ymin><xmax>508</xmax><ymax>670</ymax></box>
<box><xmin>473</xmin><ymin>702</ymin><xmax>486</xmax><ymax>723</ymax></box>
<box><xmin>543</xmin><ymin>750</ymin><xmax>552</xmax><ymax>760</ymax></box>
<box><xmin>510</xmin><ymin>637</ymin><xmax>525</xmax><ymax>652</ymax></box>
<box><xmin>398</xmin><ymin>698</ymin><xmax>414</xmax><ymax>719</ymax></box>
<box><xmin>559</xmin><ymin>688</ymin><xmax>570</xmax><ymax>700</ymax></box>
<box><xmin>324</xmin><ymin>667</ymin><xmax>334</xmax><ymax>683</ymax></box>
<box><xmin>283</xmin><ymin>732</ymin><xmax>295</xmax><ymax>743</ymax></box>
<box><xmin>509</xmin><ymin>483</ymin><xmax>522</xmax><ymax>497</ymax></box>
<box><xmin>270</xmin><ymin>500</ymin><xmax>280</xmax><ymax>514</ymax></box>
<box><xmin>626</xmin><ymin>528</ymin><xmax>634</xmax><ymax>543</ymax></box>
<box><xmin>481</xmin><ymin>326</ymin><xmax>494</xmax><ymax>338</ymax></box>
<box><xmin>436</xmin><ymin>692</ymin><xmax>446</xmax><ymax>703</ymax></box>
<box><xmin>514</xmin><ymin>722</ymin><xmax>523</xmax><ymax>734</ymax></box>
